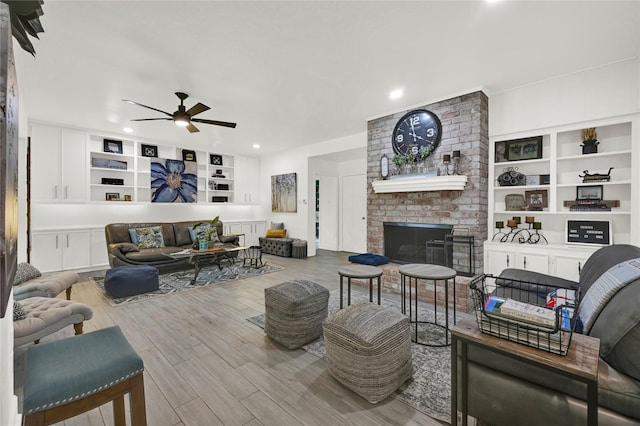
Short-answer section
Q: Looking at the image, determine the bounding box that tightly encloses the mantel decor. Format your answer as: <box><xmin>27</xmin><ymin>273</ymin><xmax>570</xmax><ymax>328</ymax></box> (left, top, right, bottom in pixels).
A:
<box><xmin>371</xmin><ymin>175</ymin><xmax>467</xmax><ymax>193</ymax></box>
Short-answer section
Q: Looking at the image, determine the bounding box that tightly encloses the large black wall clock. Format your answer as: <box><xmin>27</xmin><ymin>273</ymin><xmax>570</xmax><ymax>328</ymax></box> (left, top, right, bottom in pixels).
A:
<box><xmin>391</xmin><ymin>109</ymin><xmax>442</xmax><ymax>156</ymax></box>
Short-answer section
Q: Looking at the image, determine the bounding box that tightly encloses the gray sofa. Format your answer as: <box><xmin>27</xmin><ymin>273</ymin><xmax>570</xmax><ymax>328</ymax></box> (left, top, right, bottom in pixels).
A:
<box><xmin>462</xmin><ymin>244</ymin><xmax>640</xmax><ymax>425</ymax></box>
<box><xmin>105</xmin><ymin>220</ymin><xmax>239</xmax><ymax>273</ymax></box>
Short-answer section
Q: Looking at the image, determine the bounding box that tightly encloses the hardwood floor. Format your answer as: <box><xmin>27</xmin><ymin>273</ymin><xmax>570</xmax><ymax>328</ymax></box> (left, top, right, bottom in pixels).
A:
<box><xmin>14</xmin><ymin>250</ymin><xmax>450</xmax><ymax>426</ymax></box>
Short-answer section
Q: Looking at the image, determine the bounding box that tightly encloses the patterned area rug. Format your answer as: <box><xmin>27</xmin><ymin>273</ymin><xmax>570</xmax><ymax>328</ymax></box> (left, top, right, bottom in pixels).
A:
<box><xmin>93</xmin><ymin>263</ymin><xmax>284</xmax><ymax>306</ymax></box>
<box><xmin>247</xmin><ymin>290</ymin><xmax>465</xmax><ymax>423</ymax></box>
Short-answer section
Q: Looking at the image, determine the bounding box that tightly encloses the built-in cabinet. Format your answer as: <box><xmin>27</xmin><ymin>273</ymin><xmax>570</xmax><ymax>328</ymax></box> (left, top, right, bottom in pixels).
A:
<box><xmin>31</xmin><ymin>124</ymin><xmax>87</xmax><ymax>202</ymax></box>
<box><xmin>486</xmin><ymin>115</ymin><xmax>639</xmax><ymax>276</ymax></box>
<box><xmin>234</xmin><ymin>156</ymin><xmax>260</xmax><ymax>205</ymax></box>
<box><xmin>224</xmin><ymin>220</ymin><xmax>267</xmax><ymax>247</ymax></box>
<box><xmin>30</xmin><ymin>229</ymin><xmax>106</xmax><ymax>273</ymax></box>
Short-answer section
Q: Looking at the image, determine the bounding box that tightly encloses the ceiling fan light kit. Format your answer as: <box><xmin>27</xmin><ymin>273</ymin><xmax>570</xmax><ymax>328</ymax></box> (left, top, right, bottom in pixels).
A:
<box><xmin>124</xmin><ymin>92</ymin><xmax>237</xmax><ymax>133</ymax></box>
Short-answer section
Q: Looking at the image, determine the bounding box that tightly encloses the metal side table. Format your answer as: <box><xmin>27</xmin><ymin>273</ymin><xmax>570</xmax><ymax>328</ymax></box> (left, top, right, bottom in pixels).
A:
<box><xmin>337</xmin><ymin>264</ymin><xmax>383</xmax><ymax>309</ymax></box>
<box><xmin>399</xmin><ymin>263</ymin><xmax>457</xmax><ymax>346</ymax></box>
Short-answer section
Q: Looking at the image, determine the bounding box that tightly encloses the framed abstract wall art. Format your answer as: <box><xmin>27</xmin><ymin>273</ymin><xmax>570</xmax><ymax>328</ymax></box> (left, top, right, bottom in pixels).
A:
<box><xmin>271</xmin><ymin>173</ymin><xmax>297</xmax><ymax>213</ymax></box>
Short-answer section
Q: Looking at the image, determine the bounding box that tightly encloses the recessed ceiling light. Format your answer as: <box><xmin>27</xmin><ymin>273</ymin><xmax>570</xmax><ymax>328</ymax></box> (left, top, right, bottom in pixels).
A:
<box><xmin>252</xmin><ymin>144</ymin><xmax>260</xmax><ymax>149</ymax></box>
<box><xmin>123</xmin><ymin>127</ymin><xmax>133</xmax><ymax>133</ymax></box>
<box><xmin>389</xmin><ymin>89</ymin><xmax>403</xmax><ymax>100</ymax></box>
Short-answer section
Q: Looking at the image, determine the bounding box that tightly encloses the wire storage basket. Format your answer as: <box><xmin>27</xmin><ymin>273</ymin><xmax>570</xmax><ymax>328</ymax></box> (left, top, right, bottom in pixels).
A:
<box><xmin>469</xmin><ymin>274</ymin><xmax>580</xmax><ymax>355</ymax></box>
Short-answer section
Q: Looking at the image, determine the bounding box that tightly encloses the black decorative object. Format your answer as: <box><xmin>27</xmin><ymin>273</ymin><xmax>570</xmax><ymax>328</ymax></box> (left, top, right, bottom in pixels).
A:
<box><xmin>103</xmin><ymin>139</ymin><xmax>123</xmax><ymax>154</ymax></box>
<box><xmin>105</xmin><ymin>193</ymin><xmax>120</xmax><ymax>201</ymax></box>
<box><xmin>566</xmin><ymin>220</ymin><xmax>612</xmax><ymax>245</ymax></box>
<box><xmin>101</xmin><ymin>177</ymin><xmax>124</xmax><ymax>185</ymax></box>
<box><xmin>498</xmin><ymin>167</ymin><xmax>526</xmax><ymax>186</ymax></box>
<box><xmin>210</xmin><ymin>154</ymin><xmax>223</xmax><ymax>165</ymax></box>
<box><xmin>503</xmin><ymin>136</ymin><xmax>543</xmax><ymax>161</ymax></box>
<box><xmin>579</xmin><ymin>167</ymin><xmax>613</xmax><ymax>183</ymax></box>
<box><xmin>391</xmin><ymin>109</ymin><xmax>442</xmax><ymax>156</ymax></box>
<box><xmin>182</xmin><ymin>149</ymin><xmax>196</xmax><ymax>162</ymax></box>
<box><xmin>141</xmin><ymin>144</ymin><xmax>158</xmax><ymax>157</ymax></box>
<box><xmin>581</xmin><ymin>128</ymin><xmax>599</xmax><ymax>154</ymax></box>
<box><xmin>211</xmin><ymin>196</ymin><xmax>229</xmax><ymax>203</ymax></box>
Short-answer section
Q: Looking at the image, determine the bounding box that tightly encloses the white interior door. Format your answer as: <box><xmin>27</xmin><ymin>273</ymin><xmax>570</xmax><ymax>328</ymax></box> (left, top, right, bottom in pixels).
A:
<box><xmin>318</xmin><ymin>176</ymin><xmax>338</xmax><ymax>251</ymax></box>
<box><xmin>341</xmin><ymin>174</ymin><xmax>367</xmax><ymax>253</ymax></box>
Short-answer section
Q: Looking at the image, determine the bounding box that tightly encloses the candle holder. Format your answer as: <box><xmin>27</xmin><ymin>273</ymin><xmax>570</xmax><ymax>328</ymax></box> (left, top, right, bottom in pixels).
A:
<box><xmin>440</xmin><ymin>154</ymin><xmax>451</xmax><ymax>176</ymax></box>
<box><xmin>525</xmin><ymin>221</ymin><xmax>548</xmax><ymax>244</ymax></box>
<box><xmin>492</xmin><ymin>221</ymin><xmax>508</xmax><ymax>242</ymax></box>
<box><xmin>452</xmin><ymin>151</ymin><xmax>461</xmax><ymax>175</ymax></box>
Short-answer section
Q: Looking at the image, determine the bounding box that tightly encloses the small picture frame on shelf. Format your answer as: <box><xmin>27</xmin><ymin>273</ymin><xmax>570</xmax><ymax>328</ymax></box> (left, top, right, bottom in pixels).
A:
<box><xmin>576</xmin><ymin>185</ymin><xmax>603</xmax><ymax>201</ymax></box>
<box><xmin>505</xmin><ymin>136</ymin><xmax>543</xmax><ymax>161</ymax></box>
<box><xmin>525</xmin><ymin>189</ymin><xmax>548</xmax><ymax>209</ymax></box>
<box><xmin>525</xmin><ymin>175</ymin><xmax>540</xmax><ymax>186</ymax></box>
<box><xmin>103</xmin><ymin>139</ymin><xmax>123</xmax><ymax>154</ymax></box>
<box><xmin>182</xmin><ymin>149</ymin><xmax>197</xmax><ymax>162</ymax></box>
<box><xmin>495</xmin><ymin>141</ymin><xmax>508</xmax><ymax>163</ymax></box>
<box><xmin>141</xmin><ymin>144</ymin><xmax>158</xmax><ymax>158</ymax></box>
<box><xmin>210</xmin><ymin>154</ymin><xmax>223</xmax><ymax>166</ymax></box>
<box><xmin>105</xmin><ymin>192</ymin><xmax>120</xmax><ymax>201</ymax></box>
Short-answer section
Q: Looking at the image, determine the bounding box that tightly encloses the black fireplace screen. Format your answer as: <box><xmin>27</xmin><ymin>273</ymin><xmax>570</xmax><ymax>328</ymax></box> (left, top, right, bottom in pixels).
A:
<box><xmin>383</xmin><ymin>222</ymin><xmax>475</xmax><ymax>276</ymax></box>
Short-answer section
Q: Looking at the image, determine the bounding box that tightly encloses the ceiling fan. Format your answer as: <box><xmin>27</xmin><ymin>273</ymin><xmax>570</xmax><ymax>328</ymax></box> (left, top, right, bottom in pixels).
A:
<box><xmin>123</xmin><ymin>92</ymin><xmax>237</xmax><ymax>133</ymax></box>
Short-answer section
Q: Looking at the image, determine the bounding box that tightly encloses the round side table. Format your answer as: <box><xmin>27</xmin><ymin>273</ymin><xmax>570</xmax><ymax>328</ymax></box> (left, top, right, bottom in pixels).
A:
<box><xmin>399</xmin><ymin>263</ymin><xmax>457</xmax><ymax>347</ymax></box>
<box><xmin>337</xmin><ymin>264</ymin><xmax>384</xmax><ymax>309</ymax></box>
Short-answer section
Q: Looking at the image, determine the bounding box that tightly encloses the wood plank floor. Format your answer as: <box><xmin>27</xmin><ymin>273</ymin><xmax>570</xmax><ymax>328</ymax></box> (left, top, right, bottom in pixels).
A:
<box><xmin>14</xmin><ymin>250</ymin><xmax>454</xmax><ymax>426</ymax></box>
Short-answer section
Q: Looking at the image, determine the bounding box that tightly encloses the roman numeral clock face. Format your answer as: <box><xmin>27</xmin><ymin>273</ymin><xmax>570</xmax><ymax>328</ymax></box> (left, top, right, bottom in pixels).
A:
<box><xmin>391</xmin><ymin>109</ymin><xmax>442</xmax><ymax>156</ymax></box>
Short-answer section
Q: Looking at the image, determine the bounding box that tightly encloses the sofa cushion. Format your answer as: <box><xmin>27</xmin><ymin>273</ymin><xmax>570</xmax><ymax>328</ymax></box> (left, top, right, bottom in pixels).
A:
<box><xmin>265</xmin><ymin>229</ymin><xmax>287</xmax><ymax>238</ymax></box>
<box><xmin>116</xmin><ymin>242</ymin><xmax>140</xmax><ymax>253</ymax></box>
<box><xmin>14</xmin><ymin>263</ymin><xmax>42</xmax><ymax>285</ymax></box>
<box><xmin>189</xmin><ymin>224</ymin><xmax>219</xmax><ymax>243</ymax></box>
<box><xmin>270</xmin><ymin>222</ymin><xmax>284</xmax><ymax>230</ymax></box>
<box><xmin>128</xmin><ymin>228</ymin><xmax>139</xmax><ymax>245</ymax></box>
<box><xmin>135</xmin><ymin>226</ymin><xmax>165</xmax><ymax>249</ymax></box>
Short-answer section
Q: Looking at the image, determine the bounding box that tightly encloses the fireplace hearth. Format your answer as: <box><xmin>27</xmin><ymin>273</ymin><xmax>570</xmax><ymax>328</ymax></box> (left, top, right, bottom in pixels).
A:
<box><xmin>383</xmin><ymin>222</ymin><xmax>453</xmax><ymax>264</ymax></box>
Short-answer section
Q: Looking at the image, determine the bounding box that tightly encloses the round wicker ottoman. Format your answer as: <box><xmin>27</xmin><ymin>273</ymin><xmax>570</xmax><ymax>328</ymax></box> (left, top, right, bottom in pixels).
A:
<box><xmin>264</xmin><ymin>280</ymin><xmax>329</xmax><ymax>349</ymax></box>
<box><xmin>323</xmin><ymin>303</ymin><xmax>413</xmax><ymax>403</ymax></box>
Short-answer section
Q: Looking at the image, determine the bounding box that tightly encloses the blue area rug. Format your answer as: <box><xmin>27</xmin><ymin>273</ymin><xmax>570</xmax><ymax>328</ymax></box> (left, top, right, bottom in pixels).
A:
<box><xmin>93</xmin><ymin>263</ymin><xmax>284</xmax><ymax>306</ymax></box>
<box><xmin>248</xmin><ymin>290</ymin><xmax>465</xmax><ymax>423</ymax></box>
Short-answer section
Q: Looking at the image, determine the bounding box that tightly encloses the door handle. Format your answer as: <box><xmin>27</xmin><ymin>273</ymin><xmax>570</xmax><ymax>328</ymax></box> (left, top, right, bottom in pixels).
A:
<box><xmin>506</xmin><ymin>254</ymin><xmax>509</xmax><ymax>267</ymax></box>
<box><xmin>523</xmin><ymin>256</ymin><xmax>527</xmax><ymax>269</ymax></box>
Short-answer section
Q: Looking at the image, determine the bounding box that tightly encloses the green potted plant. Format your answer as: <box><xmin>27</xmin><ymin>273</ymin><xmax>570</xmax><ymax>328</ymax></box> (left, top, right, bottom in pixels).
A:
<box><xmin>392</xmin><ymin>154</ymin><xmax>406</xmax><ymax>175</ymax></box>
<box><xmin>192</xmin><ymin>216</ymin><xmax>221</xmax><ymax>249</ymax></box>
<box><xmin>418</xmin><ymin>145</ymin><xmax>434</xmax><ymax>174</ymax></box>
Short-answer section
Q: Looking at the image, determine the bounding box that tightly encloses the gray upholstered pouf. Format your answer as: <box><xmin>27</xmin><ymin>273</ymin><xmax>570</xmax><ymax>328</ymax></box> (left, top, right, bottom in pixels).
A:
<box><xmin>264</xmin><ymin>280</ymin><xmax>329</xmax><ymax>349</ymax></box>
<box><xmin>292</xmin><ymin>239</ymin><xmax>308</xmax><ymax>259</ymax></box>
<box><xmin>323</xmin><ymin>303</ymin><xmax>413</xmax><ymax>403</ymax></box>
<box><xmin>104</xmin><ymin>265</ymin><xmax>159</xmax><ymax>298</ymax></box>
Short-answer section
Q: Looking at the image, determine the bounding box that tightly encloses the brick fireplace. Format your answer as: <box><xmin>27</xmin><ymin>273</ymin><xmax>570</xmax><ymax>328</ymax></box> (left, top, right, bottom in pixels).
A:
<box><xmin>366</xmin><ymin>91</ymin><xmax>489</xmax><ymax>312</ymax></box>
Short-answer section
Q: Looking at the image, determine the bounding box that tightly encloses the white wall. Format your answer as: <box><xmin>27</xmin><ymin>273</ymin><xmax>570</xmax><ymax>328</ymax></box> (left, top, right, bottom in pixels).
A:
<box><xmin>259</xmin><ymin>132</ymin><xmax>367</xmax><ymax>256</ymax></box>
<box><xmin>490</xmin><ymin>58</ymin><xmax>640</xmax><ymax>136</ymax></box>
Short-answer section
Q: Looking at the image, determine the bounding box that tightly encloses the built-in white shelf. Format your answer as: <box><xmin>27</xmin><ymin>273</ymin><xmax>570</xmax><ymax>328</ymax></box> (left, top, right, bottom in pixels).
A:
<box><xmin>371</xmin><ymin>175</ymin><xmax>467</xmax><ymax>193</ymax></box>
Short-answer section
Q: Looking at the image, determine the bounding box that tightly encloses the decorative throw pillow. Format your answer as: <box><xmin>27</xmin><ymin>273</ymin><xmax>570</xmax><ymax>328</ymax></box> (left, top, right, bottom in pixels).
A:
<box><xmin>13</xmin><ymin>301</ymin><xmax>27</xmax><ymax>321</ymax></box>
<box><xmin>265</xmin><ymin>229</ymin><xmax>287</xmax><ymax>238</ymax></box>
<box><xmin>189</xmin><ymin>224</ymin><xmax>219</xmax><ymax>243</ymax></box>
<box><xmin>270</xmin><ymin>222</ymin><xmax>285</xmax><ymax>230</ymax></box>
<box><xmin>116</xmin><ymin>242</ymin><xmax>140</xmax><ymax>253</ymax></box>
<box><xmin>14</xmin><ymin>263</ymin><xmax>42</xmax><ymax>285</ymax></box>
<box><xmin>135</xmin><ymin>226</ymin><xmax>166</xmax><ymax>249</ymax></box>
<box><xmin>128</xmin><ymin>229</ymin><xmax>139</xmax><ymax>245</ymax></box>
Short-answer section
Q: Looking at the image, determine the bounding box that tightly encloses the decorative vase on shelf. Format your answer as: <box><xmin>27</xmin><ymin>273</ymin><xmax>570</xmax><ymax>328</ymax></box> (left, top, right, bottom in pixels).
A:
<box><xmin>581</xmin><ymin>140</ymin><xmax>599</xmax><ymax>154</ymax></box>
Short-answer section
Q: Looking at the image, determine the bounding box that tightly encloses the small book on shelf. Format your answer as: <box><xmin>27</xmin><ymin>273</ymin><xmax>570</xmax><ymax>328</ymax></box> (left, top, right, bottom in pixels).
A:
<box><xmin>499</xmin><ymin>298</ymin><xmax>556</xmax><ymax>327</ymax></box>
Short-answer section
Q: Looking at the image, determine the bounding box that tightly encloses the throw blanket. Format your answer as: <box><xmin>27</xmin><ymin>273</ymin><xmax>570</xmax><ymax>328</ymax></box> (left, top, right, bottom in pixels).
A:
<box><xmin>577</xmin><ymin>257</ymin><xmax>640</xmax><ymax>334</ymax></box>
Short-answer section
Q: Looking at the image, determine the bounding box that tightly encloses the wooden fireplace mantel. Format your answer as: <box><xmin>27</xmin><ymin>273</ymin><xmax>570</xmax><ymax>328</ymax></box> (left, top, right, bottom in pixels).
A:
<box><xmin>371</xmin><ymin>175</ymin><xmax>468</xmax><ymax>193</ymax></box>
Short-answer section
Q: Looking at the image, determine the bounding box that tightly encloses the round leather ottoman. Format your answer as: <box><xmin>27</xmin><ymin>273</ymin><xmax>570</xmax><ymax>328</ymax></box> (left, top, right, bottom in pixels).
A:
<box><xmin>104</xmin><ymin>265</ymin><xmax>159</xmax><ymax>298</ymax></box>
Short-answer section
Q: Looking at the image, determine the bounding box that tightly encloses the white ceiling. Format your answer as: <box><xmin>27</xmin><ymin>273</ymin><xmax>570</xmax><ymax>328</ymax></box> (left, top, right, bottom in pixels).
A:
<box><xmin>14</xmin><ymin>1</ymin><xmax>640</xmax><ymax>157</ymax></box>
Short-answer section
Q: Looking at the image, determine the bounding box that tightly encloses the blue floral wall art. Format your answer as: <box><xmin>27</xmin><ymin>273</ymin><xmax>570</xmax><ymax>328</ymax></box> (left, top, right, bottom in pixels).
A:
<box><xmin>271</xmin><ymin>172</ymin><xmax>297</xmax><ymax>213</ymax></box>
<box><xmin>151</xmin><ymin>158</ymin><xmax>198</xmax><ymax>203</ymax></box>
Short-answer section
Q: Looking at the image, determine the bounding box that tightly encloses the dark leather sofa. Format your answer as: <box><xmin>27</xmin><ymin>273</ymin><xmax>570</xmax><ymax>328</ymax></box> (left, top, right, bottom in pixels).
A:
<box><xmin>105</xmin><ymin>220</ymin><xmax>239</xmax><ymax>273</ymax></box>
<box><xmin>462</xmin><ymin>244</ymin><xmax>640</xmax><ymax>425</ymax></box>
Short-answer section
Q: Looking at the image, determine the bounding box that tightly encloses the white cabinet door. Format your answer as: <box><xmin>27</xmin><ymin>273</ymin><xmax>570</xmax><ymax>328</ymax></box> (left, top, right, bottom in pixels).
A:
<box><xmin>515</xmin><ymin>251</ymin><xmax>549</xmax><ymax>274</ymax></box>
<box><xmin>234</xmin><ymin>156</ymin><xmax>259</xmax><ymax>205</ymax></box>
<box><xmin>60</xmin><ymin>128</ymin><xmax>88</xmax><ymax>201</ymax></box>
<box><xmin>30</xmin><ymin>124</ymin><xmax>87</xmax><ymax>202</ymax></box>
<box><xmin>90</xmin><ymin>229</ymin><xmax>109</xmax><ymax>268</ymax></box>
<box><xmin>251</xmin><ymin>221</ymin><xmax>266</xmax><ymax>246</ymax></box>
<box><xmin>31</xmin><ymin>232</ymin><xmax>63</xmax><ymax>272</ymax></box>
<box><xmin>62</xmin><ymin>231</ymin><xmax>91</xmax><ymax>270</ymax></box>
<box><xmin>554</xmin><ymin>253</ymin><xmax>592</xmax><ymax>282</ymax></box>
<box><xmin>31</xmin><ymin>124</ymin><xmax>61</xmax><ymax>202</ymax></box>
<box><xmin>485</xmin><ymin>247</ymin><xmax>514</xmax><ymax>275</ymax></box>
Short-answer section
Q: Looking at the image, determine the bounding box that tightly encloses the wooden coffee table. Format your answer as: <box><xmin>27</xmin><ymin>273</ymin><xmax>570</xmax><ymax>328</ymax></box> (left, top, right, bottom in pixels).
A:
<box><xmin>166</xmin><ymin>245</ymin><xmax>245</xmax><ymax>284</ymax></box>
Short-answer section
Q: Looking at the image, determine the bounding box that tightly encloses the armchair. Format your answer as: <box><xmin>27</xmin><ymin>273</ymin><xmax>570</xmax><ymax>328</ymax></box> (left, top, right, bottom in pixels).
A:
<box><xmin>461</xmin><ymin>244</ymin><xmax>640</xmax><ymax>425</ymax></box>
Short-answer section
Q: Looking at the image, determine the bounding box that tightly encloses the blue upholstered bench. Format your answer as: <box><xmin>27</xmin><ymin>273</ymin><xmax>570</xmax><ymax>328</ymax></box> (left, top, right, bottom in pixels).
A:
<box><xmin>22</xmin><ymin>326</ymin><xmax>147</xmax><ymax>425</ymax></box>
<box><xmin>104</xmin><ymin>265</ymin><xmax>159</xmax><ymax>298</ymax></box>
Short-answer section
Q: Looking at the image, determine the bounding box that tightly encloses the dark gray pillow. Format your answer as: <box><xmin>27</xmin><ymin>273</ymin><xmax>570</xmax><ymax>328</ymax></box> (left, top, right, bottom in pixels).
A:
<box><xmin>116</xmin><ymin>242</ymin><xmax>140</xmax><ymax>253</ymax></box>
<box><xmin>14</xmin><ymin>263</ymin><xmax>42</xmax><ymax>285</ymax></box>
<box><xmin>13</xmin><ymin>301</ymin><xmax>27</xmax><ymax>321</ymax></box>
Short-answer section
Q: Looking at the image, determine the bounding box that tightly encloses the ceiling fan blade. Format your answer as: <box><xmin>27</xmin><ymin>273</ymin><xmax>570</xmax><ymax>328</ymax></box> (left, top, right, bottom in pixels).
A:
<box><xmin>130</xmin><ymin>118</ymin><xmax>172</xmax><ymax>122</ymax></box>
<box><xmin>122</xmin><ymin>99</ymin><xmax>173</xmax><ymax>117</ymax></box>
<box><xmin>186</xmin><ymin>123</ymin><xmax>200</xmax><ymax>133</ymax></box>
<box><xmin>192</xmin><ymin>118</ymin><xmax>237</xmax><ymax>128</ymax></box>
<box><xmin>186</xmin><ymin>102</ymin><xmax>210</xmax><ymax>117</ymax></box>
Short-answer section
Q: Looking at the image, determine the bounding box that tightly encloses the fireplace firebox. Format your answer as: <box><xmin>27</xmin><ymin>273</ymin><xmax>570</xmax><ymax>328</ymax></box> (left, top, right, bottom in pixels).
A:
<box><xmin>383</xmin><ymin>222</ymin><xmax>454</xmax><ymax>265</ymax></box>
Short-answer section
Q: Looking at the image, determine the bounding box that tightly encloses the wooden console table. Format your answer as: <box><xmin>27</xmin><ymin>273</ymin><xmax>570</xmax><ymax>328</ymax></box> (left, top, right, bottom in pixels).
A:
<box><xmin>451</xmin><ymin>317</ymin><xmax>600</xmax><ymax>426</ymax></box>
